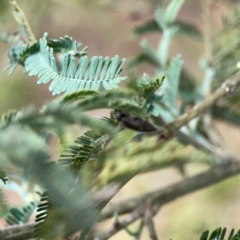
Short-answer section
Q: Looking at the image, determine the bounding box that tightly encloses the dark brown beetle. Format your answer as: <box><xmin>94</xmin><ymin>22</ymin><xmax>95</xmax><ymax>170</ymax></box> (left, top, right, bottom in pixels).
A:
<box><xmin>114</xmin><ymin>109</ymin><xmax>156</xmax><ymax>132</ymax></box>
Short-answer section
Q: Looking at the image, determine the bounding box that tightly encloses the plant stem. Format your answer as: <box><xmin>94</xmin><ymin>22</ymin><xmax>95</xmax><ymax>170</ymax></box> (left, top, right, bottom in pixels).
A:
<box><xmin>9</xmin><ymin>0</ymin><xmax>36</xmax><ymax>44</ymax></box>
<box><xmin>99</xmin><ymin>159</ymin><xmax>240</xmax><ymax>221</ymax></box>
<box><xmin>158</xmin><ymin>29</ymin><xmax>171</xmax><ymax>67</ymax></box>
<box><xmin>201</xmin><ymin>0</ymin><xmax>212</xmax><ymax>65</ymax></box>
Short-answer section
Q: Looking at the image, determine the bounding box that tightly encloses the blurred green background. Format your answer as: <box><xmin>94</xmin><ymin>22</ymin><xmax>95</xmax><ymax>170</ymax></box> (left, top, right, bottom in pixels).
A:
<box><xmin>0</xmin><ymin>0</ymin><xmax>240</xmax><ymax>239</ymax></box>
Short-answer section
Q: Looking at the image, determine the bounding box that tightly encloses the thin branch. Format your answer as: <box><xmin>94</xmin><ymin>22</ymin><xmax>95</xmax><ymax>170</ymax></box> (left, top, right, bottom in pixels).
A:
<box><xmin>0</xmin><ymin>222</ymin><xmax>35</xmax><ymax>240</ymax></box>
<box><xmin>9</xmin><ymin>0</ymin><xmax>36</xmax><ymax>44</ymax></box>
<box><xmin>2</xmin><ymin>153</ymin><xmax>240</xmax><ymax>239</ymax></box>
<box><xmin>91</xmin><ymin>160</ymin><xmax>240</xmax><ymax>239</ymax></box>
<box><xmin>144</xmin><ymin>206</ymin><xmax>159</xmax><ymax>240</ymax></box>
<box><xmin>201</xmin><ymin>0</ymin><xmax>213</xmax><ymax>64</ymax></box>
<box><xmin>124</xmin><ymin>218</ymin><xmax>144</xmax><ymax>239</ymax></box>
<box><xmin>88</xmin><ymin>205</ymin><xmax>145</xmax><ymax>240</ymax></box>
<box><xmin>99</xmin><ymin>159</ymin><xmax>240</xmax><ymax>220</ymax></box>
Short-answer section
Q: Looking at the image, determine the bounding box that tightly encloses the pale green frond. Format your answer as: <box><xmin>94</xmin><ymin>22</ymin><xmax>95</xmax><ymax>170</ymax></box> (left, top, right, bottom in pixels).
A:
<box><xmin>160</xmin><ymin>55</ymin><xmax>183</xmax><ymax>109</ymax></box>
<box><xmin>155</xmin><ymin>3</ymin><xmax>167</xmax><ymax>30</ymax></box>
<box><xmin>164</xmin><ymin>0</ymin><xmax>185</xmax><ymax>26</ymax></box>
<box><xmin>25</xmin><ymin>34</ymin><xmax>127</xmax><ymax>95</ymax></box>
<box><xmin>4</xmin><ymin>41</ymin><xmax>39</xmax><ymax>75</ymax></box>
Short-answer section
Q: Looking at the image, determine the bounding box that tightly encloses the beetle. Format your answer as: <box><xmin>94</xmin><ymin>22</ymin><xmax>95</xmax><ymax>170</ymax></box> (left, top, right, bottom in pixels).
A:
<box><xmin>114</xmin><ymin>109</ymin><xmax>156</xmax><ymax>132</ymax></box>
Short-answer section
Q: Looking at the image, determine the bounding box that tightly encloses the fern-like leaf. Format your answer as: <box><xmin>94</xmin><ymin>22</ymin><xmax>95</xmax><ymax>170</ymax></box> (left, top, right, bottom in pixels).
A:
<box><xmin>139</xmin><ymin>76</ymin><xmax>165</xmax><ymax>100</ymax></box>
<box><xmin>59</xmin><ymin>133</ymin><xmax>100</xmax><ymax>170</ymax></box>
<box><xmin>48</xmin><ymin>35</ymin><xmax>87</xmax><ymax>57</ymax></box>
<box><xmin>34</xmin><ymin>191</ymin><xmax>52</xmax><ymax>239</ymax></box>
<box><xmin>200</xmin><ymin>228</ymin><xmax>240</xmax><ymax>240</ymax></box>
<box><xmin>25</xmin><ymin>33</ymin><xmax>127</xmax><ymax>95</ymax></box>
<box><xmin>59</xmin><ymin>113</ymin><xmax>118</xmax><ymax>170</ymax></box>
<box><xmin>0</xmin><ymin>169</ymin><xmax>8</xmax><ymax>184</ymax></box>
<box><xmin>6</xmin><ymin>201</ymin><xmax>39</xmax><ymax>225</ymax></box>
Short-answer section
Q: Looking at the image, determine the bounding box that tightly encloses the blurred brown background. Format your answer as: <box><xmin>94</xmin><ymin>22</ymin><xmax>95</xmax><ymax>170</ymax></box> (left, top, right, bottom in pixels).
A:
<box><xmin>1</xmin><ymin>0</ymin><xmax>240</xmax><ymax>239</ymax></box>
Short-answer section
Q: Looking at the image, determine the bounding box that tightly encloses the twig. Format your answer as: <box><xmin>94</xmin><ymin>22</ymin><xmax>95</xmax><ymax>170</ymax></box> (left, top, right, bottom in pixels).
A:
<box><xmin>157</xmin><ymin>74</ymin><xmax>240</xmax><ymax>138</ymax></box>
<box><xmin>144</xmin><ymin>205</ymin><xmax>159</xmax><ymax>240</ymax></box>
<box><xmin>88</xmin><ymin>205</ymin><xmax>145</xmax><ymax>240</ymax></box>
<box><xmin>2</xmin><ymin>154</ymin><xmax>240</xmax><ymax>239</ymax></box>
<box><xmin>9</xmin><ymin>0</ymin><xmax>36</xmax><ymax>44</ymax></box>
<box><xmin>91</xmin><ymin>160</ymin><xmax>240</xmax><ymax>239</ymax></box>
<box><xmin>124</xmin><ymin>218</ymin><xmax>144</xmax><ymax>239</ymax></box>
<box><xmin>0</xmin><ymin>222</ymin><xmax>34</xmax><ymax>240</ymax></box>
<box><xmin>99</xmin><ymin>159</ymin><xmax>240</xmax><ymax>220</ymax></box>
<box><xmin>201</xmin><ymin>0</ymin><xmax>213</xmax><ymax>65</ymax></box>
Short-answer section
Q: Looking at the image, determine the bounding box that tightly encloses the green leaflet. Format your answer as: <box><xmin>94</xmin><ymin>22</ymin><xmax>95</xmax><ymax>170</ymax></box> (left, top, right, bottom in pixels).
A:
<box><xmin>0</xmin><ymin>169</ymin><xmax>7</xmax><ymax>184</ymax></box>
<box><xmin>25</xmin><ymin>34</ymin><xmax>127</xmax><ymax>95</ymax></box>
<box><xmin>48</xmin><ymin>35</ymin><xmax>87</xmax><ymax>57</ymax></box>
<box><xmin>58</xmin><ymin>113</ymin><xmax>118</xmax><ymax>171</ymax></box>
<box><xmin>60</xmin><ymin>90</ymin><xmax>98</xmax><ymax>103</ymax></box>
<box><xmin>164</xmin><ymin>0</ymin><xmax>185</xmax><ymax>26</ymax></box>
<box><xmin>200</xmin><ymin>228</ymin><xmax>240</xmax><ymax>240</ymax></box>
<box><xmin>4</xmin><ymin>41</ymin><xmax>39</xmax><ymax>75</ymax></box>
<box><xmin>140</xmin><ymin>76</ymin><xmax>165</xmax><ymax>100</ymax></box>
<box><xmin>34</xmin><ymin>191</ymin><xmax>52</xmax><ymax>239</ymax></box>
<box><xmin>5</xmin><ymin>201</ymin><xmax>39</xmax><ymax>225</ymax></box>
<box><xmin>160</xmin><ymin>54</ymin><xmax>183</xmax><ymax>110</ymax></box>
